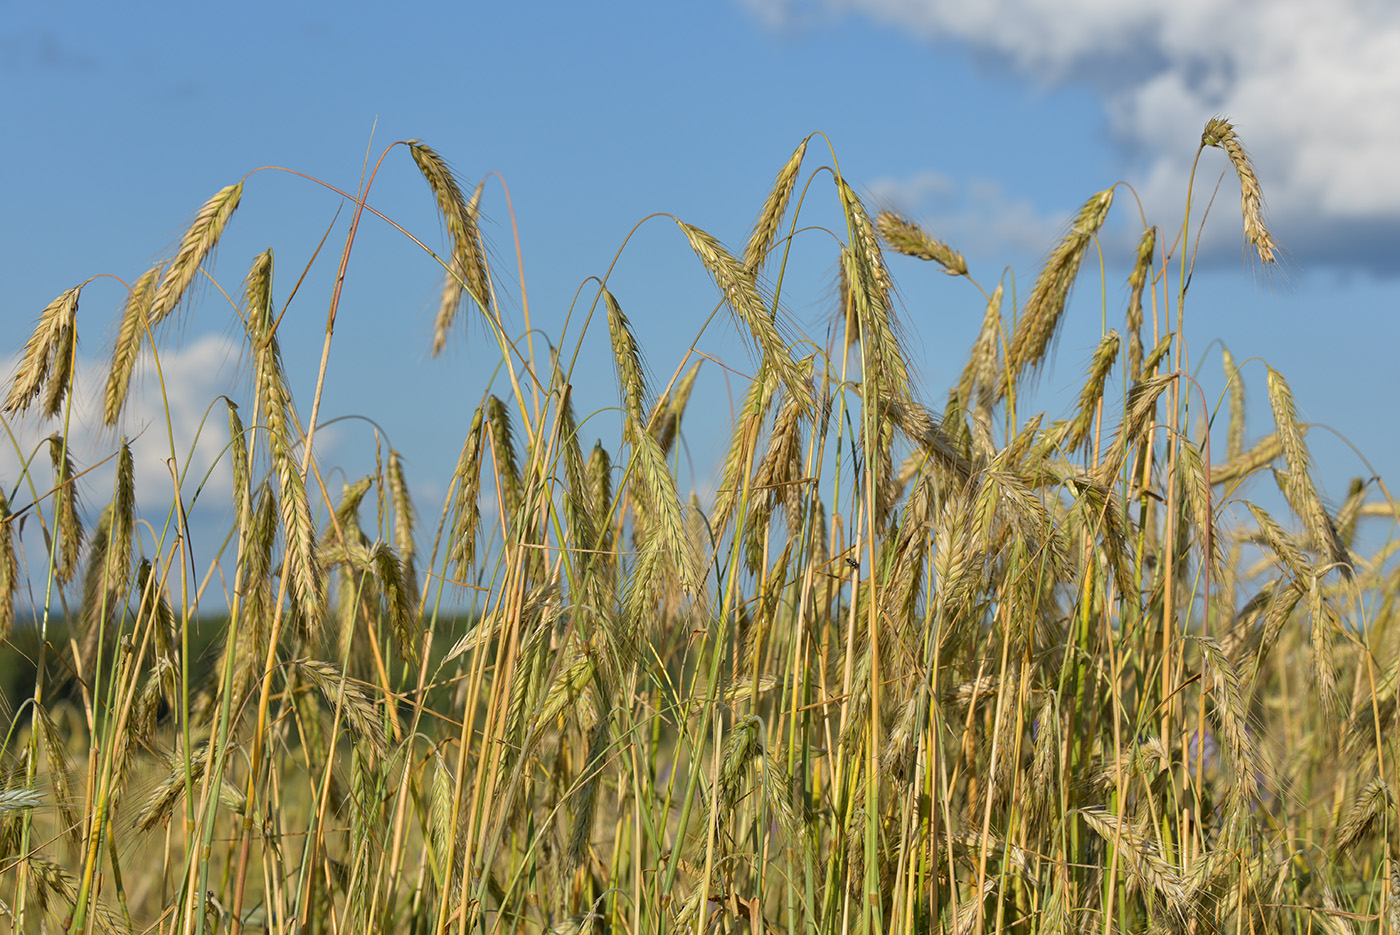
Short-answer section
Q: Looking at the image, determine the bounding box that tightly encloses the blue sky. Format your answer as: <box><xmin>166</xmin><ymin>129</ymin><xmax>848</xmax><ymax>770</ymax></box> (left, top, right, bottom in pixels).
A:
<box><xmin>3</xmin><ymin>0</ymin><xmax>1398</xmax><ymax>585</ymax></box>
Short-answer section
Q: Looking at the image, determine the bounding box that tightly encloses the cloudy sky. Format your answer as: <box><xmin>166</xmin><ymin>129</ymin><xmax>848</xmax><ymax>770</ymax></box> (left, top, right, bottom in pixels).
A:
<box><xmin>3</xmin><ymin>0</ymin><xmax>1397</xmax><ymax>593</ymax></box>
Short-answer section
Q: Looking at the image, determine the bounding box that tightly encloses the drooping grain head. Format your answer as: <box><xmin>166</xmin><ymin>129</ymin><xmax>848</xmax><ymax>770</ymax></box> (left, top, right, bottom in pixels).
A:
<box><xmin>1202</xmin><ymin>117</ymin><xmax>1279</xmax><ymax>266</ymax></box>
<box><xmin>4</xmin><ymin>286</ymin><xmax>80</xmax><ymax>417</ymax></box>
<box><xmin>875</xmin><ymin>210</ymin><xmax>967</xmax><ymax>276</ymax></box>
<box><xmin>408</xmin><ymin>141</ymin><xmax>492</xmax><ymax>355</ymax></box>
<box><xmin>678</xmin><ymin>220</ymin><xmax>811</xmax><ymax>411</ymax></box>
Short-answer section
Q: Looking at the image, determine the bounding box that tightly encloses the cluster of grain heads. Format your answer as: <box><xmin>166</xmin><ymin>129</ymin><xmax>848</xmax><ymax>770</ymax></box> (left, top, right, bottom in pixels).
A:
<box><xmin>0</xmin><ymin>120</ymin><xmax>1392</xmax><ymax>935</ymax></box>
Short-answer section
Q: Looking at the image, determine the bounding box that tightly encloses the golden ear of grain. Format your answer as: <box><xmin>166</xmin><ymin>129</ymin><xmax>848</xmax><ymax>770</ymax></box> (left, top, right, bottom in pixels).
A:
<box><xmin>449</xmin><ymin>407</ymin><xmax>486</xmax><ymax>581</ymax></box>
<box><xmin>83</xmin><ymin>442</ymin><xmax>135</xmax><ymax>637</ymax></box>
<box><xmin>836</xmin><ymin>179</ymin><xmax>913</xmax><ymax>400</ymax></box>
<box><xmin>486</xmin><ymin>395</ymin><xmax>522</xmax><ymax>526</ymax></box>
<box><xmin>1003</xmin><ymin>188</ymin><xmax>1114</xmax><ymax>397</ymax></box>
<box><xmin>676</xmin><ymin>220</ymin><xmax>811</xmax><ymax>409</ymax></box>
<box><xmin>4</xmin><ymin>286</ymin><xmax>81</xmax><ymax>416</ymax></box>
<box><xmin>1266</xmin><ymin>366</ymin><xmax>1350</xmax><ymax>575</ymax></box>
<box><xmin>407</xmin><ymin>141</ymin><xmax>492</xmax><ymax>355</ymax></box>
<box><xmin>1176</xmin><ymin>436</ymin><xmax>1219</xmax><ymax>574</ymax></box>
<box><xmin>1095</xmin><ymin>372</ymin><xmax>1175</xmax><ymax>486</ymax></box>
<box><xmin>1222</xmin><ymin>346</ymin><xmax>1245</xmax><ymax>459</ymax></box>
<box><xmin>150</xmin><ymin>182</ymin><xmax>243</xmax><ymax>326</ymax></box>
<box><xmin>227</xmin><ymin>401</ymin><xmax>252</xmax><ymax>532</ymax></box>
<box><xmin>293</xmin><ymin>658</ymin><xmax>388</xmax><ymax>759</ymax></box>
<box><xmin>743</xmin><ymin>138</ymin><xmax>807</xmax><ymax>274</ymax></box>
<box><xmin>47</xmin><ymin>435</ymin><xmax>84</xmax><ymax>585</ymax></box>
<box><xmin>245</xmin><ymin>250</ymin><xmax>323</xmax><ymax>628</ymax></box>
<box><xmin>104</xmin><ymin>264</ymin><xmax>162</xmax><ymax>426</ymax></box>
<box><xmin>952</xmin><ymin>282</ymin><xmax>1003</xmax><ymax>419</ymax></box>
<box><xmin>1062</xmin><ymin>330</ymin><xmax>1120</xmax><ymax>452</ymax></box>
<box><xmin>875</xmin><ymin>210</ymin><xmax>968</xmax><ymax>276</ymax></box>
<box><xmin>1202</xmin><ymin>117</ymin><xmax>1279</xmax><ymax>266</ymax></box>
<box><xmin>385</xmin><ymin>448</ymin><xmax>418</xmax><ymax>611</ymax></box>
<box><xmin>649</xmin><ymin>359</ymin><xmax>701</xmax><ymax>456</ymax></box>
<box><xmin>1078</xmin><ymin>807</ymin><xmax>1191</xmax><ymax>918</ymax></box>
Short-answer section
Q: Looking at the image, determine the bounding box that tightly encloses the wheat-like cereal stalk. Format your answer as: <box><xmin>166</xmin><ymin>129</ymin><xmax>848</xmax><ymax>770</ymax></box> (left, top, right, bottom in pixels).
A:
<box><xmin>649</xmin><ymin>359</ymin><xmax>701</xmax><ymax>456</ymax></box>
<box><xmin>1003</xmin><ymin>188</ymin><xmax>1114</xmax><ymax>396</ymax></box>
<box><xmin>677</xmin><ymin>220</ymin><xmax>811</xmax><ymax>409</ymax></box>
<box><xmin>449</xmin><ymin>407</ymin><xmax>486</xmax><ymax>581</ymax></box>
<box><xmin>1332</xmin><ymin>777</ymin><xmax>1392</xmax><ymax>856</ymax></box>
<box><xmin>1266</xmin><ymin>366</ymin><xmax>1349</xmax><ymax>574</ymax></box>
<box><xmin>603</xmin><ymin>290</ymin><xmax>648</xmax><ymax>422</ymax></box>
<box><xmin>1126</xmin><ymin>227</ymin><xmax>1155</xmax><ymax>380</ymax></box>
<box><xmin>1222</xmin><ymin>346</ymin><xmax>1245</xmax><ymax>460</ymax></box>
<box><xmin>486</xmin><ymin>395</ymin><xmax>522</xmax><ymax>529</ymax></box>
<box><xmin>246</xmin><ymin>249</ymin><xmax>323</xmax><ymax>628</ymax></box>
<box><xmin>4</xmin><ymin>286</ymin><xmax>81</xmax><ymax>416</ymax></box>
<box><xmin>1190</xmin><ymin>634</ymin><xmax>1266</xmax><ymax>808</ymax></box>
<box><xmin>711</xmin><ymin>361</ymin><xmax>778</xmax><ymax>535</ymax></box>
<box><xmin>1176</xmin><ymin>436</ymin><xmax>1220</xmax><ymax>573</ymax></box>
<box><xmin>1095</xmin><ymin>372</ymin><xmax>1175</xmax><ymax>486</ymax></box>
<box><xmin>1307</xmin><ymin>573</ymin><xmax>1342</xmax><ymax>720</ymax></box>
<box><xmin>1202</xmin><ymin>117</ymin><xmax>1278</xmax><ymax>266</ymax></box>
<box><xmin>837</xmin><ymin>179</ymin><xmax>913</xmax><ymax>399</ymax></box>
<box><xmin>46</xmin><ymin>435</ymin><xmax>84</xmax><ymax>584</ymax></box>
<box><xmin>1061</xmin><ymin>330</ymin><xmax>1120</xmax><ymax>452</ymax></box>
<box><xmin>104</xmin><ymin>264</ymin><xmax>161</xmax><ymax>426</ymax></box>
<box><xmin>1079</xmin><ymin>806</ymin><xmax>1192</xmax><ymax>919</ymax></box>
<box><xmin>875</xmin><ymin>210</ymin><xmax>967</xmax><ymax>276</ymax></box>
<box><xmin>150</xmin><ymin>182</ymin><xmax>242</xmax><ymax>326</ymax></box>
<box><xmin>409</xmin><ymin>142</ymin><xmax>492</xmax><ymax>355</ymax></box>
<box><xmin>40</xmin><ymin>314</ymin><xmax>76</xmax><ymax>421</ymax></box>
<box><xmin>743</xmin><ymin>138</ymin><xmax>807</xmax><ymax>274</ymax></box>
<box><xmin>1212</xmin><ymin>433</ymin><xmax>1283</xmax><ymax>486</ymax></box>
<box><xmin>0</xmin><ymin>490</ymin><xmax>16</xmax><ymax>639</ymax></box>
<box><xmin>565</xmin><ymin>712</ymin><xmax>612</xmax><ymax>875</ymax></box>
<box><xmin>293</xmin><ymin>658</ymin><xmax>388</xmax><ymax>759</ymax></box>
<box><xmin>952</xmin><ymin>283</ymin><xmax>1003</xmax><ymax>421</ymax></box>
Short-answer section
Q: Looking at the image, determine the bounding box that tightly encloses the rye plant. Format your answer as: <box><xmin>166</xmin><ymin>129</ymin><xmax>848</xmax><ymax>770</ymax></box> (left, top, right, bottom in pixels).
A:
<box><xmin>0</xmin><ymin>118</ymin><xmax>1396</xmax><ymax>935</ymax></box>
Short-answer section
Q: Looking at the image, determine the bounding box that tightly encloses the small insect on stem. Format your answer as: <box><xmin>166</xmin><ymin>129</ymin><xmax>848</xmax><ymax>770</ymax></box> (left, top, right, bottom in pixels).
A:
<box><xmin>844</xmin><ymin>558</ymin><xmax>860</xmax><ymax>571</ymax></box>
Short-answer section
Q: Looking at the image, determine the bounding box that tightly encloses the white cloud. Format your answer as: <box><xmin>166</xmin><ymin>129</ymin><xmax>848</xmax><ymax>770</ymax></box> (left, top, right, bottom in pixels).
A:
<box><xmin>745</xmin><ymin>0</ymin><xmax>1400</xmax><ymax>269</ymax></box>
<box><xmin>1</xmin><ymin>332</ymin><xmax>242</xmax><ymax>529</ymax></box>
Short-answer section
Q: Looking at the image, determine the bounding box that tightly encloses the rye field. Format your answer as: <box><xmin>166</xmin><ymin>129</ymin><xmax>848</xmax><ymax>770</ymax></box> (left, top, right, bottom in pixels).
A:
<box><xmin>1</xmin><ymin>119</ymin><xmax>1397</xmax><ymax>935</ymax></box>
